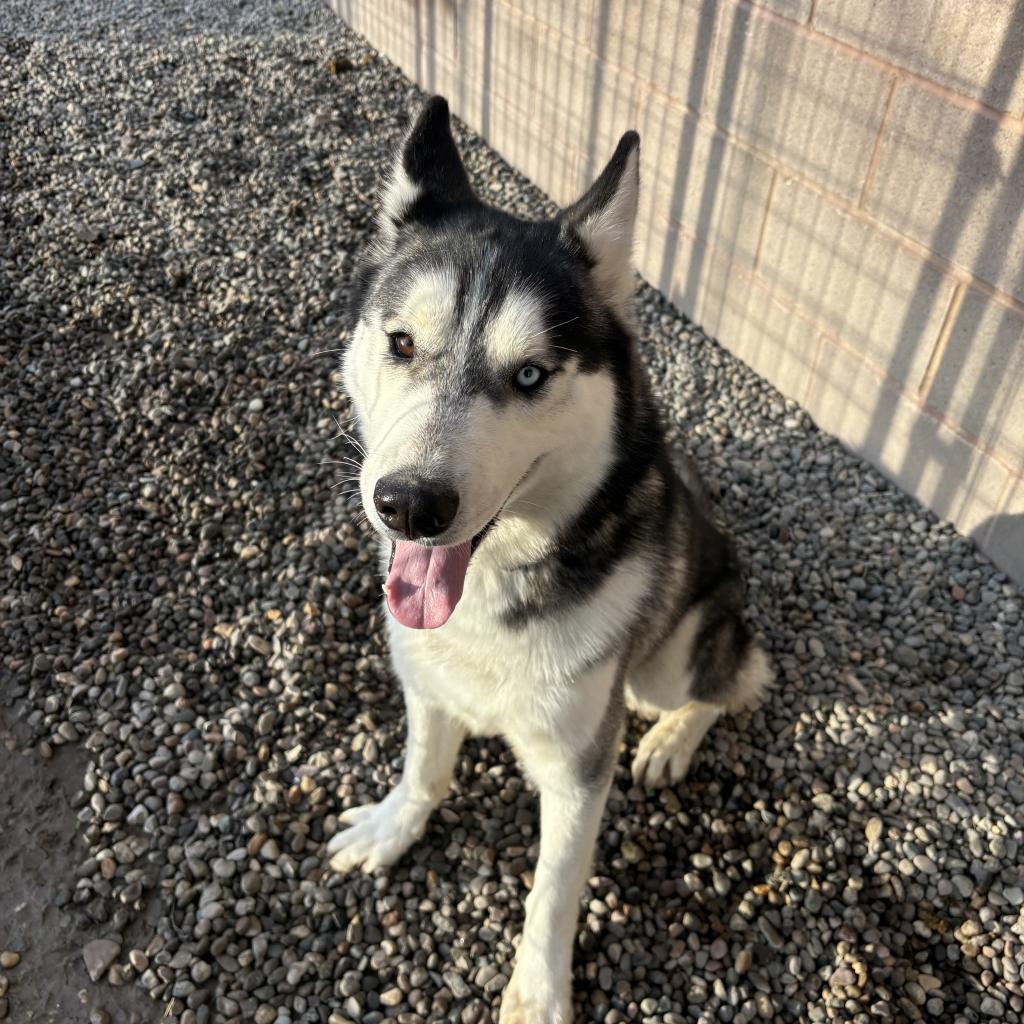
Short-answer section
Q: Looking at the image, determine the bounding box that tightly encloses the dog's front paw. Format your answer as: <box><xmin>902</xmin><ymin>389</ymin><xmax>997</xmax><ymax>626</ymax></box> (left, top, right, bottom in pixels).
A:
<box><xmin>326</xmin><ymin>785</ymin><xmax>432</xmax><ymax>873</ymax></box>
<box><xmin>500</xmin><ymin>963</ymin><xmax>571</xmax><ymax>1024</ymax></box>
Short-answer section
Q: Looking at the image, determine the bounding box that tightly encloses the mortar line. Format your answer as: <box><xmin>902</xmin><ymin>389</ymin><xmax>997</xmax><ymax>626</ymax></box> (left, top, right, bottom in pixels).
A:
<box><xmin>802</xmin><ymin>333</ymin><xmax>826</xmax><ymax>407</ymax></box>
<box><xmin>858</xmin><ymin>75</ymin><xmax>898</xmax><ymax>208</ymax></box>
<box><xmin>918</xmin><ymin>281</ymin><xmax>966</xmax><ymax>397</ymax></box>
<box><xmin>752</xmin><ymin>168</ymin><xmax>777</xmax><ymax>273</ymax></box>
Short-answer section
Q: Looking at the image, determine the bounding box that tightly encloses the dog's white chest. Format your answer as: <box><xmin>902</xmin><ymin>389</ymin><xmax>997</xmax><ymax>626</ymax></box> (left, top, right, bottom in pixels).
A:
<box><xmin>388</xmin><ymin>597</ymin><xmax>572</xmax><ymax>736</ymax></box>
<box><xmin>386</xmin><ymin>549</ymin><xmax>651</xmax><ymax>739</ymax></box>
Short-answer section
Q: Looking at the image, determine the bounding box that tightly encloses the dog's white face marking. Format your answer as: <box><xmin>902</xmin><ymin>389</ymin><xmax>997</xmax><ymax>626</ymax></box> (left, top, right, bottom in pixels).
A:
<box><xmin>344</xmin><ymin>265</ymin><xmax>615</xmax><ymax>548</ymax></box>
<box><xmin>483</xmin><ymin>286</ymin><xmax>549</xmax><ymax>367</ymax></box>
<box><xmin>343</xmin><ymin>266</ymin><xmax>458</xmax><ymax>482</ymax></box>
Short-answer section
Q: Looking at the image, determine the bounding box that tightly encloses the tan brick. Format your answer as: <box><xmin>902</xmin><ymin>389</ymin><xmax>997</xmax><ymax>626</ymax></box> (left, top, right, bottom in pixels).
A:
<box><xmin>431</xmin><ymin>54</ymin><xmax>487</xmax><ymax>130</ymax></box>
<box><xmin>485</xmin><ymin>93</ymin><xmax>590</xmax><ymax>207</ymax></box>
<box><xmin>332</xmin><ymin>0</ymin><xmax>425</xmax><ymax>80</ymax></box>
<box><xmin>601</xmin><ymin>0</ymin><xmax>716</xmax><ymax>109</ymax></box>
<box><xmin>572</xmin><ymin>63</ymin><xmax>647</xmax><ymax>195</ymax></box>
<box><xmin>864</xmin><ymin>83</ymin><xmax>1024</xmax><ymax>302</ymax></box>
<box><xmin>979</xmin><ymin>476</ymin><xmax>1024</xmax><ymax>584</ymax></box>
<box><xmin>459</xmin><ymin>5</ymin><xmax>645</xmax><ymax>196</ymax></box>
<box><xmin>803</xmin><ymin>337</ymin><xmax>884</xmax><ymax>447</ymax></box>
<box><xmin>924</xmin><ymin>289</ymin><xmax>1024</xmax><ymax>465</ymax></box>
<box><xmin>637</xmin><ymin>98</ymin><xmax>775</xmax><ymax>270</ymax></box>
<box><xmin>758</xmin><ymin>175</ymin><xmax>956</xmax><ymax>389</ymax></box>
<box><xmin>503</xmin><ymin>0</ymin><xmax>594</xmax><ymax>41</ymax></box>
<box><xmin>648</xmin><ymin>229</ymin><xmax>816</xmax><ymax>399</ymax></box>
<box><xmin>750</xmin><ymin>0</ymin><xmax>811</xmax><ymax>21</ymax></box>
<box><xmin>805</xmin><ymin>340</ymin><xmax>1009</xmax><ymax>538</ymax></box>
<box><xmin>704</xmin><ymin>273</ymin><xmax>818</xmax><ymax>402</ymax></box>
<box><xmin>707</xmin><ymin>2</ymin><xmax>892</xmax><ymax>199</ymax></box>
<box><xmin>417</xmin><ymin>0</ymin><xmax>460</xmax><ymax>69</ymax></box>
<box><xmin>815</xmin><ymin>0</ymin><xmax>1024</xmax><ymax>116</ymax></box>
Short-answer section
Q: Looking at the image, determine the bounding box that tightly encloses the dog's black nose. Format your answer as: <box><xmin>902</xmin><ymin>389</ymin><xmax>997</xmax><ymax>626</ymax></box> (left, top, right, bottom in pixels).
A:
<box><xmin>373</xmin><ymin>475</ymin><xmax>460</xmax><ymax>540</ymax></box>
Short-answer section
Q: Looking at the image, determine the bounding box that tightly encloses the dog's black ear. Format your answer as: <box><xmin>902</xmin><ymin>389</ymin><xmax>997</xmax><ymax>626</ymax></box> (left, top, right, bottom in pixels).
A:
<box><xmin>560</xmin><ymin>132</ymin><xmax>640</xmax><ymax>316</ymax></box>
<box><xmin>378</xmin><ymin>96</ymin><xmax>475</xmax><ymax>244</ymax></box>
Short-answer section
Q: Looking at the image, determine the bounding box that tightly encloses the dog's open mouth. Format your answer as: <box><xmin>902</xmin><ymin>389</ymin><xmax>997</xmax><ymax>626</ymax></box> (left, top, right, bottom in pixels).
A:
<box><xmin>382</xmin><ymin>516</ymin><xmax>497</xmax><ymax>631</ymax></box>
<box><xmin>381</xmin><ymin>458</ymin><xmax>541</xmax><ymax>631</ymax></box>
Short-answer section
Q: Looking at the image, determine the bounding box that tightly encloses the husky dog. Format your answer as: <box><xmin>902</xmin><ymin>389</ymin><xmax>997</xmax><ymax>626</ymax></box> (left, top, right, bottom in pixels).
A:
<box><xmin>328</xmin><ymin>96</ymin><xmax>771</xmax><ymax>1023</ymax></box>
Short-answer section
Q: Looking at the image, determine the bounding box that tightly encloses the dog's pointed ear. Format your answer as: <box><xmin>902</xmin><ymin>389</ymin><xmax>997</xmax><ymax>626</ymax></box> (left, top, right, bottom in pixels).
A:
<box><xmin>378</xmin><ymin>96</ymin><xmax>475</xmax><ymax>244</ymax></box>
<box><xmin>560</xmin><ymin>132</ymin><xmax>640</xmax><ymax>314</ymax></box>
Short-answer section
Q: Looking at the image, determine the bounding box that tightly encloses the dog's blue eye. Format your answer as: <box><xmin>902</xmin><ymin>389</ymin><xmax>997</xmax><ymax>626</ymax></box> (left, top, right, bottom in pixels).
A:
<box><xmin>515</xmin><ymin>364</ymin><xmax>546</xmax><ymax>390</ymax></box>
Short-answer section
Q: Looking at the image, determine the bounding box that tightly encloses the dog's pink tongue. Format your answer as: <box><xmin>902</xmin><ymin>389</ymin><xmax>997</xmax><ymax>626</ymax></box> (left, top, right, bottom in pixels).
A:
<box><xmin>385</xmin><ymin>540</ymin><xmax>472</xmax><ymax>629</ymax></box>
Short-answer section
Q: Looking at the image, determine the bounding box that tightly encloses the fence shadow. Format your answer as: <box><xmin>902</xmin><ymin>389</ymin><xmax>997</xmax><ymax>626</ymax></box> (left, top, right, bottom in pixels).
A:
<box><xmin>859</xmin><ymin>0</ymin><xmax>1024</xmax><ymax>553</ymax></box>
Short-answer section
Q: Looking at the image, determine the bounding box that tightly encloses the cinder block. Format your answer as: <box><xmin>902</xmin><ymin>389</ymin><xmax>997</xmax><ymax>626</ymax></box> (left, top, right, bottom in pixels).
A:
<box><xmin>459</xmin><ymin>3</ymin><xmax>592</xmax><ymax>143</ymax></box>
<box><xmin>980</xmin><ymin>477</ymin><xmax>1024</xmax><ymax>584</ymax></box>
<box><xmin>566</xmin><ymin>59</ymin><xmax>647</xmax><ymax>190</ymax></box>
<box><xmin>707</xmin><ymin>2</ymin><xmax>892</xmax><ymax>199</ymax></box>
<box><xmin>758</xmin><ymin>175</ymin><xmax>957</xmax><ymax>389</ymax></box>
<box><xmin>417</xmin><ymin>0</ymin><xmax>460</xmax><ymax>71</ymax></box>
<box><xmin>750</xmin><ymin>0</ymin><xmax>812</xmax><ymax>21</ymax></box>
<box><xmin>815</xmin><ymin>0</ymin><xmax>1024</xmax><ymax>116</ymax></box>
<box><xmin>503</xmin><ymin>0</ymin><xmax>595</xmax><ymax>39</ymax></box>
<box><xmin>601</xmin><ymin>0</ymin><xmax>716</xmax><ymax>110</ymax></box>
<box><xmin>485</xmin><ymin>92</ymin><xmax>590</xmax><ymax>207</ymax></box>
<box><xmin>804</xmin><ymin>340</ymin><xmax>907</xmax><ymax>463</ymax></box>
<box><xmin>863</xmin><ymin>82</ymin><xmax>1024</xmax><ymax>303</ymax></box>
<box><xmin>925</xmin><ymin>289</ymin><xmax>1024</xmax><ymax>465</ymax></box>
<box><xmin>430</xmin><ymin>53</ymin><xmax>487</xmax><ymax>130</ymax></box>
<box><xmin>804</xmin><ymin>339</ymin><xmax>1010</xmax><ymax>539</ymax></box>
<box><xmin>333</xmin><ymin>0</ymin><xmax>425</xmax><ymax>80</ymax></box>
<box><xmin>459</xmin><ymin>4</ymin><xmax>646</xmax><ymax>195</ymax></box>
<box><xmin>637</xmin><ymin>98</ymin><xmax>775</xmax><ymax>270</ymax></box>
<box><xmin>653</xmin><ymin>229</ymin><xmax>818</xmax><ymax>401</ymax></box>
<box><xmin>704</xmin><ymin>272</ymin><xmax>819</xmax><ymax>403</ymax></box>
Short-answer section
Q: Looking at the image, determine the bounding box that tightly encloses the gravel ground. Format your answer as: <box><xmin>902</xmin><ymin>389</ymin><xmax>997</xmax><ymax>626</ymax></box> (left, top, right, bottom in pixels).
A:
<box><xmin>2</xmin><ymin>2</ymin><xmax>1023</xmax><ymax>1023</ymax></box>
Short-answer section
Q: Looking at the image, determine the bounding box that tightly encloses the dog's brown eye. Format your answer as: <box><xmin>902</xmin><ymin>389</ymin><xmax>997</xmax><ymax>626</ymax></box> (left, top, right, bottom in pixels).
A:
<box><xmin>389</xmin><ymin>332</ymin><xmax>415</xmax><ymax>360</ymax></box>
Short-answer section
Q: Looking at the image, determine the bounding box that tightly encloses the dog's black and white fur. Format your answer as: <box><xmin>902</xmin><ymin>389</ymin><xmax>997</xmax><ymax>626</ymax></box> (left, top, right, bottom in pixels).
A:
<box><xmin>328</xmin><ymin>97</ymin><xmax>771</xmax><ymax>1024</ymax></box>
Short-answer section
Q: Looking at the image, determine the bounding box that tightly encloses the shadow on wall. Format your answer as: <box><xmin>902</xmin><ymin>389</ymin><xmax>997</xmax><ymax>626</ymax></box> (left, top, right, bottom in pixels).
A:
<box><xmin>340</xmin><ymin>0</ymin><xmax>1023</xmax><ymax>579</ymax></box>
<box><xmin>857</xmin><ymin>0</ymin><xmax>1024</xmax><ymax>558</ymax></box>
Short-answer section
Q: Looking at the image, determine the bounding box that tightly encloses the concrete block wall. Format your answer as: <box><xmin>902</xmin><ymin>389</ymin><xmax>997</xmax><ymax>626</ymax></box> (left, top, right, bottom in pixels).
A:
<box><xmin>331</xmin><ymin>0</ymin><xmax>1024</xmax><ymax>583</ymax></box>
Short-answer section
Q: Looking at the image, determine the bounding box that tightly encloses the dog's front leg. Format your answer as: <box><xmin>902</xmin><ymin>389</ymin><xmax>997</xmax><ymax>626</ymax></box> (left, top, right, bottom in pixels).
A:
<box><xmin>502</xmin><ymin>674</ymin><xmax>620</xmax><ymax>1024</ymax></box>
<box><xmin>327</xmin><ymin>687</ymin><xmax>465</xmax><ymax>873</ymax></box>
<box><xmin>501</xmin><ymin>773</ymin><xmax>612</xmax><ymax>1024</ymax></box>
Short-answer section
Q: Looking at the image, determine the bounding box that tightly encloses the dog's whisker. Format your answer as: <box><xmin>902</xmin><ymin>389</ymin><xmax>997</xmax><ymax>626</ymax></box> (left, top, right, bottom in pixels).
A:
<box><xmin>333</xmin><ymin>431</ymin><xmax>366</xmax><ymax>455</ymax></box>
<box><xmin>523</xmin><ymin>315</ymin><xmax>579</xmax><ymax>341</ymax></box>
<box><xmin>507</xmin><ymin>498</ymin><xmax>546</xmax><ymax>514</ymax></box>
<box><xmin>329</xmin><ymin>414</ymin><xmax>368</xmax><ymax>457</ymax></box>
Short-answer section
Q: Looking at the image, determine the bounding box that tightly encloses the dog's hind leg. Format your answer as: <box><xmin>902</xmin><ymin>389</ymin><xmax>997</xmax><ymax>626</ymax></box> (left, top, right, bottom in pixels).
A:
<box><xmin>628</xmin><ymin>600</ymin><xmax>771</xmax><ymax>788</ymax></box>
